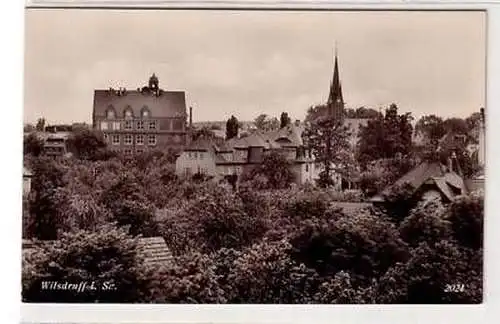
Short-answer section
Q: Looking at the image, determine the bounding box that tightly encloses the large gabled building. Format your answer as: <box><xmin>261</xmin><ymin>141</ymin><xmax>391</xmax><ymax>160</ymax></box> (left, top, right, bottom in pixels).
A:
<box><xmin>92</xmin><ymin>74</ymin><xmax>192</xmax><ymax>155</ymax></box>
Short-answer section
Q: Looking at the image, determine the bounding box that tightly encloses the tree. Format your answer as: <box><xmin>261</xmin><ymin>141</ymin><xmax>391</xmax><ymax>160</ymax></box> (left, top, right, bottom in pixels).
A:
<box><xmin>67</xmin><ymin>129</ymin><xmax>109</xmax><ymax>161</ymax></box>
<box><xmin>302</xmin><ymin>116</ymin><xmax>351</xmax><ymax>187</ymax></box>
<box><xmin>280</xmin><ymin>112</ymin><xmax>292</xmax><ymax>128</ymax></box>
<box><xmin>241</xmin><ymin>151</ymin><xmax>296</xmax><ymax>189</ymax></box>
<box><xmin>27</xmin><ymin>157</ymin><xmax>66</xmax><ymax>240</ymax></box>
<box><xmin>24</xmin><ymin>123</ymin><xmax>36</xmax><ymax>133</ymax></box>
<box><xmin>35</xmin><ymin>118</ymin><xmax>46</xmax><ymax>131</ymax></box>
<box><xmin>254</xmin><ymin>114</ymin><xmax>279</xmax><ymax>132</ymax></box>
<box><xmin>443</xmin><ymin>117</ymin><xmax>468</xmax><ymax>135</ymax></box>
<box><xmin>192</xmin><ymin>126</ymin><xmax>215</xmax><ymax>141</ymax></box>
<box><xmin>357</xmin><ymin>104</ymin><xmax>413</xmax><ymax>167</ymax></box>
<box><xmin>415</xmin><ymin>115</ymin><xmax>447</xmax><ymax>144</ymax></box>
<box><xmin>226</xmin><ymin>115</ymin><xmax>239</xmax><ymax>140</ymax></box>
<box><xmin>24</xmin><ymin>133</ymin><xmax>45</xmax><ymax>156</ymax></box>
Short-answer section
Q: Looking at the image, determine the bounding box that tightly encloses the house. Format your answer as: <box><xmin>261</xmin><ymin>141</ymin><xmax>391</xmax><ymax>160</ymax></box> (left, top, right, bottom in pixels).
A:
<box><xmin>44</xmin><ymin>132</ymin><xmax>71</xmax><ymax>157</ymax></box>
<box><xmin>92</xmin><ymin>74</ymin><xmax>192</xmax><ymax>155</ymax></box>
<box><xmin>175</xmin><ymin>124</ymin><xmax>317</xmax><ymax>185</ymax></box>
<box><xmin>370</xmin><ymin>161</ymin><xmax>467</xmax><ymax>205</ymax></box>
<box><xmin>23</xmin><ymin>166</ymin><xmax>33</xmax><ymax>196</ymax></box>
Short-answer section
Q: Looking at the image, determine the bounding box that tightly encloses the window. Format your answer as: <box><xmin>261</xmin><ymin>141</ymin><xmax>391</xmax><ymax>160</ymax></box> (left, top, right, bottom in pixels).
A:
<box><xmin>106</xmin><ymin>107</ymin><xmax>116</xmax><ymax>119</ymax></box>
<box><xmin>141</xmin><ymin>107</ymin><xmax>150</xmax><ymax>118</ymax></box>
<box><xmin>199</xmin><ymin>152</ymin><xmax>204</xmax><ymax>160</ymax></box>
<box><xmin>100</xmin><ymin>121</ymin><xmax>108</xmax><ymax>130</ymax></box>
<box><xmin>124</xmin><ymin>148</ymin><xmax>133</xmax><ymax>155</ymax></box>
<box><xmin>124</xmin><ymin>134</ymin><xmax>133</xmax><ymax>145</ymax></box>
<box><xmin>194</xmin><ymin>152</ymin><xmax>198</xmax><ymax>159</ymax></box>
<box><xmin>305</xmin><ymin>164</ymin><xmax>309</xmax><ymax>172</ymax></box>
<box><xmin>184</xmin><ymin>167</ymin><xmax>192</xmax><ymax>176</ymax></box>
<box><xmin>103</xmin><ymin>134</ymin><xmax>108</xmax><ymax>141</ymax></box>
<box><xmin>124</xmin><ymin>107</ymin><xmax>133</xmax><ymax>119</ymax></box>
<box><xmin>136</xmin><ymin>148</ymin><xmax>144</xmax><ymax>154</ymax></box>
<box><xmin>149</xmin><ymin>121</ymin><xmax>157</xmax><ymax>130</ymax></box>
<box><xmin>112</xmin><ymin>135</ymin><xmax>120</xmax><ymax>145</ymax></box>
<box><xmin>173</xmin><ymin>119</ymin><xmax>183</xmax><ymax>130</ymax></box>
<box><xmin>148</xmin><ymin>135</ymin><xmax>156</xmax><ymax>146</ymax></box>
<box><xmin>124</xmin><ymin>120</ymin><xmax>133</xmax><ymax>130</ymax></box>
<box><xmin>112</xmin><ymin>121</ymin><xmax>121</xmax><ymax>130</ymax></box>
<box><xmin>136</xmin><ymin>120</ymin><xmax>144</xmax><ymax>130</ymax></box>
<box><xmin>136</xmin><ymin>134</ymin><xmax>144</xmax><ymax>145</ymax></box>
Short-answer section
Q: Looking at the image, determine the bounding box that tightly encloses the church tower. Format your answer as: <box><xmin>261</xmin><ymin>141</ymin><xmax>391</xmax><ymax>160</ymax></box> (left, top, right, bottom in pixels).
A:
<box><xmin>326</xmin><ymin>49</ymin><xmax>345</xmax><ymax>124</ymax></box>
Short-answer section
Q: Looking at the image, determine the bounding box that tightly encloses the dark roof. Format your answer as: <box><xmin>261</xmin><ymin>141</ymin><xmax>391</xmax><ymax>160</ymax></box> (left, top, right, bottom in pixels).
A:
<box><xmin>372</xmin><ymin>161</ymin><xmax>466</xmax><ymax>202</ymax></box>
<box><xmin>185</xmin><ymin>138</ymin><xmax>215</xmax><ymax>152</ymax></box>
<box><xmin>93</xmin><ymin>89</ymin><xmax>186</xmax><ymax>119</ymax></box>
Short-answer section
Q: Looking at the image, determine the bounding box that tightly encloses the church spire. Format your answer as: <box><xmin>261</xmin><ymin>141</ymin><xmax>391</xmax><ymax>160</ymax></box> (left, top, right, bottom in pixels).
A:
<box><xmin>327</xmin><ymin>44</ymin><xmax>344</xmax><ymax>122</ymax></box>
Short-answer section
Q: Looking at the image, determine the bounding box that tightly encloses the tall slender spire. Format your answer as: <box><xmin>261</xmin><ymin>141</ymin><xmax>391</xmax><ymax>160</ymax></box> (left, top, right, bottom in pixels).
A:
<box><xmin>327</xmin><ymin>44</ymin><xmax>344</xmax><ymax>122</ymax></box>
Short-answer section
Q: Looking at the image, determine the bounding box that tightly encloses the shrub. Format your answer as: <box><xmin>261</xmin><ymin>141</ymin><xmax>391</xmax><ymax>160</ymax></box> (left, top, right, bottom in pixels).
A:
<box><xmin>22</xmin><ymin>224</ymin><xmax>142</xmax><ymax>303</ymax></box>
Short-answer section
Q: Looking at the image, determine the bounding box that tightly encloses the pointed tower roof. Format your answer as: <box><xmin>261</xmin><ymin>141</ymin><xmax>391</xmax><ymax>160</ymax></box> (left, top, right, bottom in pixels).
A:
<box><xmin>327</xmin><ymin>47</ymin><xmax>343</xmax><ymax>105</ymax></box>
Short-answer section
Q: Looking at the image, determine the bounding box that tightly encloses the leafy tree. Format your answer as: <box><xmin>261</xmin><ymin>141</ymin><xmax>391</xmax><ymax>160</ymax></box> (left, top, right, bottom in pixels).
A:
<box><xmin>377</xmin><ymin>240</ymin><xmax>482</xmax><ymax>303</ymax></box>
<box><xmin>290</xmin><ymin>210</ymin><xmax>408</xmax><ymax>284</ymax></box>
<box><xmin>35</xmin><ymin>117</ymin><xmax>46</xmax><ymax>131</ymax></box>
<box><xmin>241</xmin><ymin>151</ymin><xmax>296</xmax><ymax>189</ymax></box>
<box><xmin>24</xmin><ymin>133</ymin><xmax>45</xmax><ymax>156</ymax></box>
<box><xmin>345</xmin><ymin>107</ymin><xmax>380</xmax><ymax>119</ymax></box>
<box><xmin>66</xmin><ymin>129</ymin><xmax>110</xmax><ymax>161</ymax></box>
<box><xmin>192</xmin><ymin>126</ymin><xmax>215</xmax><ymax>141</ymax></box>
<box><xmin>302</xmin><ymin>116</ymin><xmax>351</xmax><ymax>187</ymax></box>
<box><xmin>100</xmin><ymin>174</ymin><xmax>158</xmax><ymax>237</ymax></box>
<box><xmin>280</xmin><ymin>112</ymin><xmax>292</xmax><ymax>128</ymax></box>
<box><xmin>357</xmin><ymin>104</ymin><xmax>413</xmax><ymax>167</ymax></box>
<box><xmin>443</xmin><ymin>117</ymin><xmax>468</xmax><ymax>135</ymax></box>
<box><xmin>399</xmin><ymin>198</ymin><xmax>451</xmax><ymax>247</ymax></box>
<box><xmin>226</xmin><ymin>115</ymin><xmax>239</xmax><ymax>140</ymax></box>
<box><xmin>226</xmin><ymin>240</ymin><xmax>321</xmax><ymax>303</ymax></box>
<box><xmin>139</xmin><ymin>251</ymin><xmax>226</xmax><ymax>303</ymax></box>
<box><xmin>415</xmin><ymin>115</ymin><xmax>447</xmax><ymax>144</ymax></box>
<box><xmin>22</xmin><ymin>224</ymin><xmax>143</xmax><ymax>303</ymax></box>
<box><xmin>24</xmin><ymin>123</ymin><xmax>36</xmax><ymax>133</ymax></box>
<box><xmin>254</xmin><ymin>114</ymin><xmax>279</xmax><ymax>132</ymax></box>
<box><xmin>447</xmin><ymin>193</ymin><xmax>483</xmax><ymax>250</ymax></box>
<box><xmin>27</xmin><ymin>157</ymin><xmax>66</xmax><ymax>240</ymax></box>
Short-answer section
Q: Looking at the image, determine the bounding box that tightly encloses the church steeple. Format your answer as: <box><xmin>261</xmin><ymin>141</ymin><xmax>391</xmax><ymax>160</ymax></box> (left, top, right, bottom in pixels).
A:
<box><xmin>327</xmin><ymin>45</ymin><xmax>344</xmax><ymax>123</ymax></box>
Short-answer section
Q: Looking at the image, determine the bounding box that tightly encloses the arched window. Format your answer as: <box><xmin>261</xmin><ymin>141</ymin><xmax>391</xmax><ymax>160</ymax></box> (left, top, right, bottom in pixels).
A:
<box><xmin>140</xmin><ymin>106</ymin><xmax>151</xmax><ymax>118</ymax></box>
<box><xmin>123</xmin><ymin>106</ymin><xmax>134</xmax><ymax>119</ymax></box>
<box><xmin>105</xmin><ymin>106</ymin><xmax>116</xmax><ymax>119</ymax></box>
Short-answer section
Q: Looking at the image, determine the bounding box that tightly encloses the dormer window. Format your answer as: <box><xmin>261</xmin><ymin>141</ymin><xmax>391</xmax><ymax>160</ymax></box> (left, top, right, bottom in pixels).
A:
<box><xmin>106</xmin><ymin>106</ymin><xmax>116</xmax><ymax>119</ymax></box>
<box><xmin>124</xmin><ymin>106</ymin><xmax>134</xmax><ymax>119</ymax></box>
<box><xmin>141</xmin><ymin>106</ymin><xmax>150</xmax><ymax>118</ymax></box>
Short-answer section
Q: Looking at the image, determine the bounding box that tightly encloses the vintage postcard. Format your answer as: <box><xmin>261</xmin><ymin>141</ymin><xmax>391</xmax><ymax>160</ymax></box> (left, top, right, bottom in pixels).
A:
<box><xmin>22</xmin><ymin>8</ymin><xmax>485</xmax><ymax>304</ymax></box>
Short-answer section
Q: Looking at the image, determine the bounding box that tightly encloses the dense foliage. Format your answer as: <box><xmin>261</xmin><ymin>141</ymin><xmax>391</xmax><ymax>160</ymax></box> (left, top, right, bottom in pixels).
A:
<box><xmin>22</xmin><ymin>134</ymin><xmax>483</xmax><ymax>303</ymax></box>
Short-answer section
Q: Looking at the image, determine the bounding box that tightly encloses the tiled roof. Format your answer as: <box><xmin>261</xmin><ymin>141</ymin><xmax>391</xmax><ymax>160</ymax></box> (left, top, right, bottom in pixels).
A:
<box><xmin>373</xmin><ymin>162</ymin><xmax>466</xmax><ymax>202</ymax></box>
<box><xmin>93</xmin><ymin>89</ymin><xmax>186</xmax><ymax>119</ymax></box>
<box><xmin>136</xmin><ymin>237</ymin><xmax>173</xmax><ymax>266</ymax></box>
<box><xmin>185</xmin><ymin>138</ymin><xmax>214</xmax><ymax>152</ymax></box>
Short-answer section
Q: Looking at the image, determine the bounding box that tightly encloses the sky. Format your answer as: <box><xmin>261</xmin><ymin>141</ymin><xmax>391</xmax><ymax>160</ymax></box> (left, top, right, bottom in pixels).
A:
<box><xmin>24</xmin><ymin>9</ymin><xmax>486</xmax><ymax>125</ymax></box>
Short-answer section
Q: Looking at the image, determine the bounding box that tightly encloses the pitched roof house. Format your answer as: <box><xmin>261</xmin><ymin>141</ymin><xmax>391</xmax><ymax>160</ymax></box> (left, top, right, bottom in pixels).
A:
<box><xmin>371</xmin><ymin>161</ymin><xmax>467</xmax><ymax>204</ymax></box>
<box><xmin>175</xmin><ymin>124</ymin><xmax>318</xmax><ymax>184</ymax></box>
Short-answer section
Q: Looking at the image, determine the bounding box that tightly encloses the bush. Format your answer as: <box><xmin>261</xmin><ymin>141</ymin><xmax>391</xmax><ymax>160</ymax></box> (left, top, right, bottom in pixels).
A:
<box><xmin>447</xmin><ymin>192</ymin><xmax>484</xmax><ymax>249</ymax></box>
<box><xmin>22</xmin><ymin>224</ymin><xmax>143</xmax><ymax>303</ymax></box>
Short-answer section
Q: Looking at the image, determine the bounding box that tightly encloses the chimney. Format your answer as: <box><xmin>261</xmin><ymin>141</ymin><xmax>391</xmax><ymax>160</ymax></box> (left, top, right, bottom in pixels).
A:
<box><xmin>189</xmin><ymin>106</ymin><xmax>193</xmax><ymax>128</ymax></box>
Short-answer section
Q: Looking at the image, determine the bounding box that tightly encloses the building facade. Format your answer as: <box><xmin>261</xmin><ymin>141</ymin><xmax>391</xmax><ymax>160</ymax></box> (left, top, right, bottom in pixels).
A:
<box><xmin>92</xmin><ymin>74</ymin><xmax>191</xmax><ymax>154</ymax></box>
<box><xmin>175</xmin><ymin>124</ymin><xmax>318</xmax><ymax>185</ymax></box>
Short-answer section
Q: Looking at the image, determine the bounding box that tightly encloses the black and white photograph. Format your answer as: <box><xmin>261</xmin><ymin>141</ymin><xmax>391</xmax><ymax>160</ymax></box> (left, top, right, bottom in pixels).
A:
<box><xmin>21</xmin><ymin>7</ymin><xmax>485</xmax><ymax>304</ymax></box>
